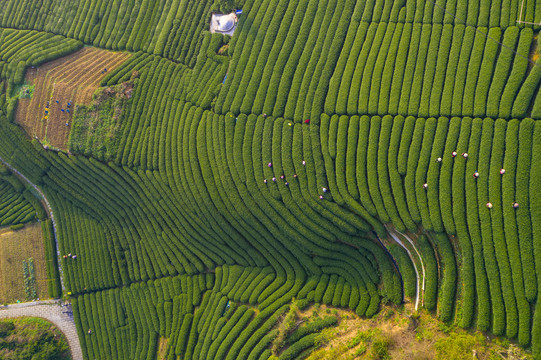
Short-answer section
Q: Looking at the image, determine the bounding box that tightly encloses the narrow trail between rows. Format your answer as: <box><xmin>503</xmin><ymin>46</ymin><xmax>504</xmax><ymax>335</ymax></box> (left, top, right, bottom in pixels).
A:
<box><xmin>0</xmin><ymin>154</ymin><xmax>65</xmax><ymax>292</ymax></box>
<box><xmin>385</xmin><ymin>225</ymin><xmax>423</xmax><ymax>310</ymax></box>
<box><xmin>395</xmin><ymin>229</ymin><xmax>427</xmax><ymax>299</ymax></box>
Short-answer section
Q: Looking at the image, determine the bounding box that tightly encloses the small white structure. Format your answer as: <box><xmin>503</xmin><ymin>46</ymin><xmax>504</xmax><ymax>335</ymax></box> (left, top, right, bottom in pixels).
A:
<box><xmin>210</xmin><ymin>12</ymin><xmax>238</xmax><ymax>36</ymax></box>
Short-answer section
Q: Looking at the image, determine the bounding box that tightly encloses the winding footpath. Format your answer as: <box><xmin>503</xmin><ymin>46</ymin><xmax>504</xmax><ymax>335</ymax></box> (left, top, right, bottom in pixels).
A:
<box><xmin>0</xmin><ymin>154</ymin><xmax>65</xmax><ymax>292</ymax></box>
<box><xmin>395</xmin><ymin>229</ymin><xmax>427</xmax><ymax>301</ymax></box>
<box><xmin>0</xmin><ymin>156</ymin><xmax>83</xmax><ymax>358</ymax></box>
<box><xmin>384</xmin><ymin>225</ymin><xmax>423</xmax><ymax>310</ymax></box>
<box><xmin>0</xmin><ymin>300</ymin><xmax>83</xmax><ymax>360</ymax></box>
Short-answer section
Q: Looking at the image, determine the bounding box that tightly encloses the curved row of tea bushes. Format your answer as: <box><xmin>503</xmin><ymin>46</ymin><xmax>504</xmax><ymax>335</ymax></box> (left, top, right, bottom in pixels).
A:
<box><xmin>184</xmin><ymin>33</ymin><xmax>230</xmax><ymax>110</ymax></box>
<box><xmin>41</xmin><ymin>219</ymin><xmax>62</xmax><ymax>298</ymax></box>
<box><xmin>100</xmin><ymin>51</ymin><xmax>152</xmax><ymax>87</ymax></box>
<box><xmin>0</xmin><ymin>176</ymin><xmax>37</xmax><ymax>226</ymax></box>
<box><xmin>0</xmin><ymin>29</ymin><xmax>82</xmax><ymax>86</ymax></box>
<box><xmin>0</xmin><ymin>0</ymin><xmax>214</xmax><ymax>66</ymax></box>
<box><xmin>324</xmin><ymin>25</ymin><xmax>539</xmax><ymax>121</ymax></box>
<box><xmin>72</xmin><ymin>271</ymin><xmax>341</xmax><ymax>360</ymax></box>
<box><xmin>3</xmin><ymin>54</ymin><xmax>541</xmax><ymax>355</ymax></box>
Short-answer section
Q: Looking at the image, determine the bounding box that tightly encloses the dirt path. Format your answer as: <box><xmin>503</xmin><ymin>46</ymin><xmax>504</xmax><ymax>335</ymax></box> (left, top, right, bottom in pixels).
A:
<box><xmin>0</xmin><ymin>300</ymin><xmax>83</xmax><ymax>360</ymax></box>
<box><xmin>0</xmin><ymin>155</ymin><xmax>64</xmax><ymax>294</ymax></box>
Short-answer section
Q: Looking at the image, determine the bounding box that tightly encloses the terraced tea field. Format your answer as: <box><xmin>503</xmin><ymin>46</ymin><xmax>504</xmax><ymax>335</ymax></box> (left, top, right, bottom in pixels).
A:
<box><xmin>0</xmin><ymin>0</ymin><xmax>541</xmax><ymax>359</ymax></box>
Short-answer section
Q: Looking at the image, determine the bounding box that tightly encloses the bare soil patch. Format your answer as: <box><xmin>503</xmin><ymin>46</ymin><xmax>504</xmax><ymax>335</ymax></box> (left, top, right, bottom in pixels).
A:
<box><xmin>15</xmin><ymin>47</ymin><xmax>130</xmax><ymax>150</ymax></box>
<box><xmin>0</xmin><ymin>223</ymin><xmax>47</xmax><ymax>304</ymax></box>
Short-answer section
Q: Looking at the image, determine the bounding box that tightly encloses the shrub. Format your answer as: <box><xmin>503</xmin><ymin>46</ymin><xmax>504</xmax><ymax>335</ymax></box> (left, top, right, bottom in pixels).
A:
<box><xmin>388</xmin><ymin>116</ymin><xmax>415</xmax><ymax>231</ymax></box>
<box><xmin>388</xmin><ymin>23</ymin><xmax>412</xmax><ymax>115</ymax></box>
<box><xmin>367</xmin><ymin>116</ymin><xmax>390</xmax><ymax>222</ymax></box>
<box><xmin>473</xmin><ymin>27</ymin><xmax>501</xmax><ymax>117</ymax></box>
<box><xmin>489</xmin><ymin>119</ymin><xmax>518</xmax><ymax>338</ymax></box>
<box><xmin>426</xmin><ymin>117</ymin><xmax>448</xmax><ymax>233</ymax></box>
<box><xmin>388</xmin><ymin>244</ymin><xmax>416</xmax><ymax>299</ymax></box>
<box><xmin>288</xmin><ymin>316</ymin><xmax>337</xmax><ymax>344</ymax></box>
<box><xmin>499</xmin><ymin>28</ymin><xmax>533</xmax><ymax>118</ymax></box>
<box><xmin>476</xmin><ymin>118</ymin><xmax>505</xmax><ymax>335</ymax></box>
<box><xmin>278</xmin><ymin>333</ymin><xmax>320</xmax><ymax>360</ymax></box>
<box><xmin>417</xmin><ymin>24</ymin><xmax>444</xmax><ymax>118</ymax></box>
<box><xmin>440</xmin><ymin>25</ymin><xmax>465</xmax><ymax>116</ymax></box>
<box><xmin>486</xmin><ymin>27</ymin><xmax>520</xmax><ymax>117</ymax></box>
<box><xmin>450</xmin><ymin>27</ymin><xmax>475</xmax><ymax>116</ymax></box>
<box><xmin>406</xmin><ymin>24</ymin><xmax>432</xmax><ymax>116</ymax></box>
<box><xmin>452</xmin><ymin>117</ymin><xmax>475</xmax><ymax>328</ymax></box>
<box><xmin>531</xmin><ymin>122</ymin><xmax>541</xmax><ymax>358</ymax></box>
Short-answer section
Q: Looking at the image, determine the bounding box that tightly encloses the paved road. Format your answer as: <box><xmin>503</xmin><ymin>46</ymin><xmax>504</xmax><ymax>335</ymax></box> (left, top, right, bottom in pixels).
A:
<box><xmin>0</xmin><ymin>154</ymin><xmax>65</xmax><ymax>292</ymax></box>
<box><xmin>0</xmin><ymin>300</ymin><xmax>83</xmax><ymax>360</ymax></box>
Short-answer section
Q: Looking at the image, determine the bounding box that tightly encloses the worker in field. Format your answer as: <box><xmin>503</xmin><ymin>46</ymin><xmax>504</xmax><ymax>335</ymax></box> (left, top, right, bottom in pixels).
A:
<box><xmin>67</xmin><ymin>101</ymin><xmax>71</xmax><ymax>108</ymax></box>
<box><xmin>61</xmin><ymin>109</ymin><xmax>65</xmax><ymax>112</ymax></box>
<box><xmin>56</xmin><ymin>100</ymin><xmax>59</xmax><ymax>104</ymax></box>
<box><xmin>67</xmin><ymin>109</ymin><xmax>70</xmax><ymax>113</ymax></box>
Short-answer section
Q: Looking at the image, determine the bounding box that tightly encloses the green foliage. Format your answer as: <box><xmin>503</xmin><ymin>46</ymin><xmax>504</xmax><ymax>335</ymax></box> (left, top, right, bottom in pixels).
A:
<box><xmin>214</xmin><ymin>0</ymin><xmax>236</xmax><ymax>12</ymax></box>
<box><xmin>22</xmin><ymin>258</ymin><xmax>38</xmax><ymax>300</ymax></box>
<box><xmin>418</xmin><ymin>236</ymin><xmax>437</xmax><ymax>310</ymax></box>
<box><xmin>287</xmin><ymin>316</ymin><xmax>337</xmax><ymax>344</ymax></box>
<box><xmin>434</xmin><ymin>332</ymin><xmax>485</xmax><ymax>360</ymax></box>
<box><xmin>0</xmin><ymin>177</ymin><xmax>36</xmax><ymax>227</ymax></box>
<box><xmin>278</xmin><ymin>333</ymin><xmax>320</xmax><ymax>360</ymax></box>
<box><xmin>0</xmin><ymin>318</ymin><xmax>70</xmax><ymax>360</ymax></box>
<box><xmin>388</xmin><ymin>244</ymin><xmax>416</xmax><ymax>300</ymax></box>
<box><xmin>1</xmin><ymin>3</ymin><xmax>541</xmax><ymax>358</ymax></box>
<box><xmin>367</xmin><ymin>334</ymin><xmax>391</xmax><ymax>360</ymax></box>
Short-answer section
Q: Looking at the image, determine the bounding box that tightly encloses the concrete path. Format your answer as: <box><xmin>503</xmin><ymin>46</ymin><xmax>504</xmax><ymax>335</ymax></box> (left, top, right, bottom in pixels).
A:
<box><xmin>395</xmin><ymin>228</ymin><xmax>427</xmax><ymax>302</ymax></box>
<box><xmin>0</xmin><ymin>300</ymin><xmax>83</xmax><ymax>360</ymax></box>
<box><xmin>383</xmin><ymin>225</ymin><xmax>423</xmax><ymax>311</ymax></box>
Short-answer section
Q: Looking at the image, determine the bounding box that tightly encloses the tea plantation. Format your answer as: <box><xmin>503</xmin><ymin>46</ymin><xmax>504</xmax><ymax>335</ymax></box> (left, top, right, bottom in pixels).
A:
<box><xmin>0</xmin><ymin>0</ymin><xmax>541</xmax><ymax>358</ymax></box>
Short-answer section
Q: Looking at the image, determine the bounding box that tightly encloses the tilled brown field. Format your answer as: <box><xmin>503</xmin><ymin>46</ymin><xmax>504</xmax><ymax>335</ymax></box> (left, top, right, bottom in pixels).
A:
<box><xmin>0</xmin><ymin>223</ymin><xmax>47</xmax><ymax>304</ymax></box>
<box><xmin>15</xmin><ymin>47</ymin><xmax>130</xmax><ymax>150</ymax></box>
